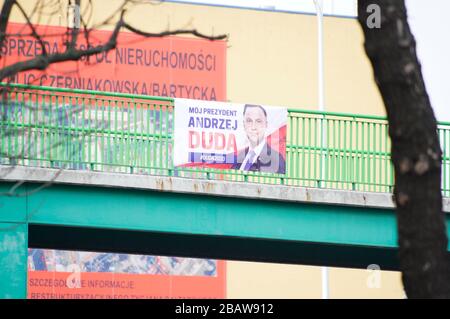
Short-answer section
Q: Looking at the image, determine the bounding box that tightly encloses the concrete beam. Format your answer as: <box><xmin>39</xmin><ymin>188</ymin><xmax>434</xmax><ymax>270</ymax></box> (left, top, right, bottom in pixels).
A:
<box><xmin>2</xmin><ymin>165</ymin><xmax>450</xmax><ymax>212</ymax></box>
<box><xmin>0</xmin><ymin>164</ymin><xmax>412</xmax><ymax>211</ymax></box>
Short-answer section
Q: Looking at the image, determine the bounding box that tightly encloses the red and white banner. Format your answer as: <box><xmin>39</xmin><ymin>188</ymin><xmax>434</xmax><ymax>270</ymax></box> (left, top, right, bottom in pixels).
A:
<box><xmin>174</xmin><ymin>99</ymin><xmax>287</xmax><ymax>174</ymax></box>
<box><xmin>3</xmin><ymin>22</ymin><xmax>226</xmax><ymax>101</ymax></box>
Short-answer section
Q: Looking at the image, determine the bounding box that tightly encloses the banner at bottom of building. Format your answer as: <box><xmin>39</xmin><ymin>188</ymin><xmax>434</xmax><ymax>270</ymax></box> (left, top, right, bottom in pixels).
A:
<box><xmin>27</xmin><ymin>249</ymin><xmax>225</xmax><ymax>299</ymax></box>
<box><xmin>28</xmin><ymin>270</ymin><xmax>225</xmax><ymax>299</ymax></box>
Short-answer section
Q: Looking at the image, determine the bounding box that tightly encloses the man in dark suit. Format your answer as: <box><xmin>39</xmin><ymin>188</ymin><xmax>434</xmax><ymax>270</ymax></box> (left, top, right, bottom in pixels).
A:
<box><xmin>232</xmin><ymin>104</ymin><xmax>285</xmax><ymax>174</ymax></box>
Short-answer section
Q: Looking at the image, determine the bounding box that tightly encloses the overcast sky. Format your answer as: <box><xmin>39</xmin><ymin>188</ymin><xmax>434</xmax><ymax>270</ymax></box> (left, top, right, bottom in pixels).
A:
<box><xmin>406</xmin><ymin>0</ymin><xmax>450</xmax><ymax>122</ymax></box>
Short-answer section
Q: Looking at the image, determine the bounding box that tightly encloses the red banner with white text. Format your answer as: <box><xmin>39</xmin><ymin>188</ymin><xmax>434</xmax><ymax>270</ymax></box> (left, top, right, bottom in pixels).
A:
<box><xmin>2</xmin><ymin>22</ymin><xmax>226</xmax><ymax>101</ymax></box>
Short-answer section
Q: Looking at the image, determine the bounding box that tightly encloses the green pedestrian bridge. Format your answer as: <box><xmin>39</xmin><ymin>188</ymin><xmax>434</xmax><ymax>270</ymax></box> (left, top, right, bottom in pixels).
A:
<box><xmin>1</xmin><ymin>83</ymin><xmax>450</xmax><ymax>298</ymax></box>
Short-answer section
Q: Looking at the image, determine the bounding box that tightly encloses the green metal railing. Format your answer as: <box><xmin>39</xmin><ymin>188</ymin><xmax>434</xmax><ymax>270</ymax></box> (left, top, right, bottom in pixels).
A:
<box><xmin>1</xmin><ymin>83</ymin><xmax>450</xmax><ymax>196</ymax></box>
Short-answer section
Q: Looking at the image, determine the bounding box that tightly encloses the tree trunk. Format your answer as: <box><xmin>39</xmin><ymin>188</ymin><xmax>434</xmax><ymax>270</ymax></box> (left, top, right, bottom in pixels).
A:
<box><xmin>357</xmin><ymin>0</ymin><xmax>450</xmax><ymax>298</ymax></box>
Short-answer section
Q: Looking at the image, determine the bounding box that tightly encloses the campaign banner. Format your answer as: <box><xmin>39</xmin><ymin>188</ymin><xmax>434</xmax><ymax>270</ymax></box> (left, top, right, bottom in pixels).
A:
<box><xmin>2</xmin><ymin>22</ymin><xmax>226</xmax><ymax>101</ymax></box>
<box><xmin>174</xmin><ymin>99</ymin><xmax>287</xmax><ymax>174</ymax></box>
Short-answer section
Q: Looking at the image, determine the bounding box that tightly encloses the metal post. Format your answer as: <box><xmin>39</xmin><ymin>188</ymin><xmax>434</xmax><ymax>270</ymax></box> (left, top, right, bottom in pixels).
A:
<box><xmin>314</xmin><ymin>0</ymin><xmax>325</xmax><ymax>113</ymax></box>
<box><xmin>313</xmin><ymin>0</ymin><xmax>329</xmax><ymax>300</ymax></box>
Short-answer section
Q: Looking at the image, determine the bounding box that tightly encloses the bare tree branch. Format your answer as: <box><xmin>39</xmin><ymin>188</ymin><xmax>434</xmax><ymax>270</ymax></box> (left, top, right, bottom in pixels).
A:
<box><xmin>0</xmin><ymin>0</ymin><xmax>15</xmax><ymax>52</ymax></box>
<box><xmin>13</xmin><ymin>0</ymin><xmax>47</xmax><ymax>56</ymax></box>
<box><xmin>0</xmin><ymin>10</ymin><xmax>124</xmax><ymax>81</ymax></box>
<box><xmin>0</xmin><ymin>3</ymin><xmax>227</xmax><ymax>81</ymax></box>
<box><xmin>122</xmin><ymin>22</ymin><xmax>228</xmax><ymax>41</ymax></box>
<box><xmin>0</xmin><ymin>168</ymin><xmax>62</xmax><ymax>197</ymax></box>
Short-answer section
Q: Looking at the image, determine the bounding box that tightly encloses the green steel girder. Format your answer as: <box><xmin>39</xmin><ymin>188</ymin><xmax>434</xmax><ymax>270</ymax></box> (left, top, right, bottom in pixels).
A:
<box><xmin>6</xmin><ymin>182</ymin><xmax>398</xmax><ymax>247</ymax></box>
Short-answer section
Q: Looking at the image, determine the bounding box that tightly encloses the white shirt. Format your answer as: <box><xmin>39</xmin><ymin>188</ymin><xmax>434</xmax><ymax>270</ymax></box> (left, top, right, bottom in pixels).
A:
<box><xmin>239</xmin><ymin>140</ymin><xmax>266</xmax><ymax>171</ymax></box>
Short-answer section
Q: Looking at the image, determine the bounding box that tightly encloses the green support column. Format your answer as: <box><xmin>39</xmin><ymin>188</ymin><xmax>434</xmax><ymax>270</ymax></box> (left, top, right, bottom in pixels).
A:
<box><xmin>0</xmin><ymin>184</ymin><xmax>29</xmax><ymax>299</ymax></box>
<box><xmin>0</xmin><ymin>223</ymin><xmax>28</xmax><ymax>298</ymax></box>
